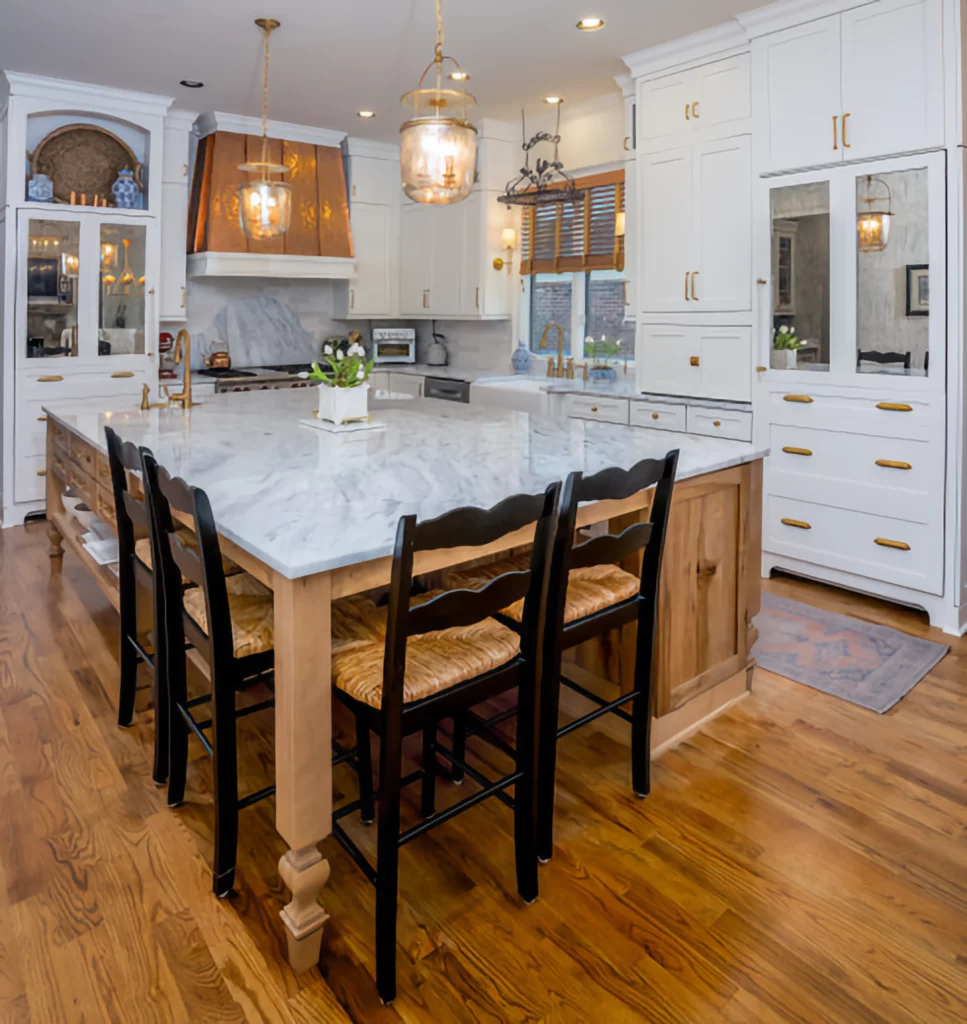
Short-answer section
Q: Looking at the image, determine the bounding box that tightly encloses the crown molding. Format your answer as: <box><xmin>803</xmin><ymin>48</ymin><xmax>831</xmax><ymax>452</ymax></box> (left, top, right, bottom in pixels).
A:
<box><xmin>622</xmin><ymin>20</ymin><xmax>749</xmax><ymax>78</ymax></box>
<box><xmin>2</xmin><ymin>71</ymin><xmax>174</xmax><ymax>118</ymax></box>
<box><xmin>614</xmin><ymin>73</ymin><xmax>634</xmax><ymax>99</ymax></box>
<box><xmin>344</xmin><ymin>137</ymin><xmax>399</xmax><ymax>160</ymax></box>
<box><xmin>195</xmin><ymin>111</ymin><xmax>346</xmax><ymax>148</ymax></box>
<box><xmin>164</xmin><ymin>108</ymin><xmax>199</xmax><ymax>133</ymax></box>
<box><xmin>737</xmin><ymin>0</ymin><xmax>873</xmax><ymax>39</ymax></box>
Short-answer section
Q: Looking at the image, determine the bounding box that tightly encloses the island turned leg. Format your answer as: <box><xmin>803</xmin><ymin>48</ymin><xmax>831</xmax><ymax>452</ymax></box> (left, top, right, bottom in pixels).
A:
<box><xmin>45</xmin><ymin>423</ymin><xmax>65</xmax><ymax>564</ymax></box>
<box><xmin>271</xmin><ymin>570</ymin><xmax>335</xmax><ymax>973</ymax></box>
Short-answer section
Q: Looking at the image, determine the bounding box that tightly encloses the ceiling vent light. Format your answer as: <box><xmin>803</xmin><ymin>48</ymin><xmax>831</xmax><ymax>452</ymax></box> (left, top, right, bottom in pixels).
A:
<box><xmin>357</xmin><ymin>110</ymin><xmax>376</xmax><ymax>118</ymax></box>
<box><xmin>576</xmin><ymin>16</ymin><xmax>605</xmax><ymax>31</ymax></box>
<box><xmin>180</xmin><ymin>79</ymin><xmax>204</xmax><ymax>88</ymax></box>
<box><xmin>543</xmin><ymin>96</ymin><xmax>564</xmax><ymax>104</ymax></box>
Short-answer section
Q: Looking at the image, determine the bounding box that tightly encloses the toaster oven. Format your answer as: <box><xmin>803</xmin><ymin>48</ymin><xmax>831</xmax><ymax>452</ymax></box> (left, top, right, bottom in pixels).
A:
<box><xmin>373</xmin><ymin>328</ymin><xmax>417</xmax><ymax>364</ymax></box>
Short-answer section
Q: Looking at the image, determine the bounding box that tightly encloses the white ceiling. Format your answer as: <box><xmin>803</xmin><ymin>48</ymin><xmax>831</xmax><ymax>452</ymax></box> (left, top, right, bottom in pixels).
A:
<box><xmin>1</xmin><ymin>0</ymin><xmax>762</xmax><ymax>138</ymax></box>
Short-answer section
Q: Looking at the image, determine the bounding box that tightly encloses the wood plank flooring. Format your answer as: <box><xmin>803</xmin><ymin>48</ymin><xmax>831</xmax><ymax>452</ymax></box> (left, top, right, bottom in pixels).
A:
<box><xmin>1</xmin><ymin>520</ymin><xmax>966</xmax><ymax>1022</ymax></box>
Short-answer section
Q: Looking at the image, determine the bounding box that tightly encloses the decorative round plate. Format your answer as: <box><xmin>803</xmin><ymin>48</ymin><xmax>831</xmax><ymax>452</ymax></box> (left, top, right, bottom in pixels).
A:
<box><xmin>29</xmin><ymin>124</ymin><xmax>143</xmax><ymax>206</ymax></box>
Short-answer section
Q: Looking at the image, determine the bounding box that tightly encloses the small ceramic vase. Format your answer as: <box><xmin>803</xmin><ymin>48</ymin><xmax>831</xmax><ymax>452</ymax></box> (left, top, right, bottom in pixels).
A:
<box><xmin>511</xmin><ymin>340</ymin><xmax>531</xmax><ymax>375</ymax></box>
<box><xmin>317</xmin><ymin>383</ymin><xmax>370</xmax><ymax>425</ymax></box>
<box><xmin>27</xmin><ymin>173</ymin><xmax>54</xmax><ymax>203</ymax></box>
<box><xmin>112</xmin><ymin>169</ymin><xmax>140</xmax><ymax>209</ymax></box>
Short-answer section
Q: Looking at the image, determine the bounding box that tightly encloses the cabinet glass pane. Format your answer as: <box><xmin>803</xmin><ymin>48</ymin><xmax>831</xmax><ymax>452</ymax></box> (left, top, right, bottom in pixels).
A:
<box><xmin>26</xmin><ymin>219</ymin><xmax>79</xmax><ymax>359</ymax></box>
<box><xmin>856</xmin><ymin>168</ymin><xmax>929</xmax><ymax>377</ymax></box>
<box><xmin>770</xmin><ymin>182</ymin><xmax>830</xmax><ymax>372</ymax></box>
<box><xmin>98</xmin><ymin>223</ymin><xmax>146</xmax><ymax>356</ymax></box>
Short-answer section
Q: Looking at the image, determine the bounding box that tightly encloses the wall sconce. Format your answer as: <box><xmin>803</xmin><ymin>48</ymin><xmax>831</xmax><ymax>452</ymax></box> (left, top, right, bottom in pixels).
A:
<box><xmin>493</xmin><ymin>226</ymin><xmax>518</xmax><ymax>273</ymax></box>
<box><xmin>857</xmin><ymin>175</ymin><xmax>893</xmax><ymax>253</ymax></box>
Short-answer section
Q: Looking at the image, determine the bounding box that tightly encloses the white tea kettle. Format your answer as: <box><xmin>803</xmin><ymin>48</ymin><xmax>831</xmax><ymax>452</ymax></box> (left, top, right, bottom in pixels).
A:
<box><xmin>426</xmin><ymin>325</ymin><xmax>448</xmax><ymax>367</ymax></box>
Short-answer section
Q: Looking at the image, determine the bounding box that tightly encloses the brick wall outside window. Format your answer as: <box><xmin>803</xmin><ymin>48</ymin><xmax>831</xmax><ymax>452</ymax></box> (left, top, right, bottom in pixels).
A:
<box><xmin>530</xmin><ymin>281</ymin><xmax>573</xmax><ymax>356</ymax></box>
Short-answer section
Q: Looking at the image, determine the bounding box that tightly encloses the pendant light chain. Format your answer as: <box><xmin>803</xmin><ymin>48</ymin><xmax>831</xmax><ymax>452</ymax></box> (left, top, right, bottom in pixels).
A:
<box><xmin>261</xmin><ymin>21</ymin><xmax>271</xmax><ymax>167</ymax></box>
<box><xmin>434</xmin><ymin>0</ymin><xmax>444</xmax><ymax>87</ymax></box>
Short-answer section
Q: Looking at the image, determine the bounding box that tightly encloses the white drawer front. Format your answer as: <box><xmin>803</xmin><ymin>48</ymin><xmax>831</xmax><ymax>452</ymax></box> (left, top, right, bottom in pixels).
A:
<box><xmin>766</xmin><ymin>388</ymin><xmax>941</xmax><ymax>441</ymax></box>
<box><xmin>768</xmin><ymin>424</ymin><xmax>941</xmax><ymax>525</ymax></box>
<box><xmin>630</xmin><ymin>400</ymin><xmax>687</xmax><ymax>433</ymax></box>
<box><xmin>388</xmin><ymin>373</ymin><xmax>423</xmax><ymax>397</ymax></box>
<box><xmin>765</xmin><ymin>495</ymin><xmax>943</xmax><ymax>596</ymax></box>
<box><xmin>20</xmin><ymin>370</ymin><xmax>147</xmax><ymax>402</ymax></box>
<box><xmin>15</xmin><ymin>453</ymin><xmax>48</xmax><ymax>504</ymax></box>
<box><xmin>687</xmin><ymin>406</ymin><xmax>752</xmax><ymax>442</ymax></box>
<box><xmin>563</xmin><ymin>395</ymin><xmax>630</xmax><ymax>425</ymax></box>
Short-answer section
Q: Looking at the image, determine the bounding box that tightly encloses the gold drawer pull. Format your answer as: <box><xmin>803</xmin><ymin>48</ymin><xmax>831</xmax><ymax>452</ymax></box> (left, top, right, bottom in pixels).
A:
<box><xmin>781</xmin><ymin>518</ymin><xmax>812</xmax><ymax>530</ymax></box>
<box><xmin>783</xmin><ymin>395</ymin><xmax>813</xmax><ymax>404</ymax></box>
<box><xmin>782</xmin><ymin>447</ymin><xmax>813</xmax><ymax>457</ymax></box>
<box><xmin>652</xmin><ymin>413</ymin><xmax>659</xmax><ymax>420</ymax></box>
<box><xmin>875</xmin><ymin>459</ymin><xmax>912</xmax><ymax>471</ymax></box>
<box><xmin>590</xmin><ymin>406</ymin><xmax>599</xmax><ymax>413</ymax></box>
<box><xmin>756</xmin><ymin>365</ymin><xmax>768</xmax><ymax>373</ymax></box>
<box><xmin>877</xmin><ymin>403</ymin><xmax>913</xmax><ymax>412</ymax></box>
<box><xmin>36</xmin><ymin>470</ymin><xmax>47</xmax><ymax>477</ymax></box>
<box><xmin>875</xmin><ymin>538</ymin><xmax>911</xmax><ymax>551</ymax></box>
<box><xmin>690</xmin><ymin>356</ymin><xmax>700</xmax><ymax>367</ymax></box>
<box><xmin>713</xmin><ymin>421</ymin><xmax>722</xmax><ymax>427</ymax></box>
<box><xmin>37</xmin><ymin>375</ymin><xmax>63</xmax><ymax>383</ymax></box>
<box><xmin>37</xmin><ymin>415</ymin><xmax>48</xmax><ymax>422</ymax></box>
<box><xmin>111</xmin><ymin>371</ymin><xmax>135</xmax><ymax>379</ymax></box>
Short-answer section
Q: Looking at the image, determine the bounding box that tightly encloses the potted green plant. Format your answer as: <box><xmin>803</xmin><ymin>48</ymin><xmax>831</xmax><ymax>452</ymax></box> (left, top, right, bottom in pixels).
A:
<box><xmin>584</xmin><ymin>336</ymin><xmax>622</xmax><ymax>381</ymax></box>
<box><xmin>310</xmin><ymin>339</ymin><xmax>375</xmax><ymax>424</ymax></box>
<box><xmin>771</xmin><ymin>324</ymin><xmax>805</xmax><ymax>370</ymax></box>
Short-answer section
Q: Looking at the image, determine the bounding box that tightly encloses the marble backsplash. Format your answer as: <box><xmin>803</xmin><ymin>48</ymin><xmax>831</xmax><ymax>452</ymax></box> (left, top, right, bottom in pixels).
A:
<box><xmin>184</xmin><ymin>277</ymin><xmax>515</xmax><ymax>372</ymax></box>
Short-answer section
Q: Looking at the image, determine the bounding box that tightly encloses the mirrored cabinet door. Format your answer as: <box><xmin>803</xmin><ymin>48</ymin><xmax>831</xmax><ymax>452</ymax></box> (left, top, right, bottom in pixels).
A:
<box><xmin>22</xmin><ymin>216</ymin><xmax>82</xmax><ymax>360</ymax></box>
<box><xmin>768</xmin><ymin>179</ymin><xmax>832</xmax><ymax>373</ymax></box>
<box><xmin>849</xmin><ymin>154</ymin><xmax>944</xmax><ymax>386</ymax></box>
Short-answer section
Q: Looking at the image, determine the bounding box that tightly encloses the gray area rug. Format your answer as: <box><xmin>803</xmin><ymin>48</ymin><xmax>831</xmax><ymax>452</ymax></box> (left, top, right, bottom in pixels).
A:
<box><xmin>752</xmin><ymin>593</ymin><xmax>949</xmax><ymax>714</ymax></box>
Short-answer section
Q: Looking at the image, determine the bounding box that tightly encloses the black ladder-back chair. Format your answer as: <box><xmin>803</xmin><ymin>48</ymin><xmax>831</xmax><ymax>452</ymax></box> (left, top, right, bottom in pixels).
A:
<box><xmin>333</xmin><ymin>483</ymin><xmax>561</xmax><ymax>1005</ymax></box>
<box><xmin>140</xmin><ymin>449</ymin><xmax>276</xmax><ymax>897</ymax></box>
<box><xmin>537</xmin><ymin>452</ymin><xmax>679</xmax><ymax>860</ymax></box>
<box><xmin>104</xmin><ymin>426</ymin><xmax>168</xmax><ymax>785</ymax></box>
<box><xmin>857</xmin><ymin>349</ymin><xmax>911</xmax><ymax>370</ymax></box>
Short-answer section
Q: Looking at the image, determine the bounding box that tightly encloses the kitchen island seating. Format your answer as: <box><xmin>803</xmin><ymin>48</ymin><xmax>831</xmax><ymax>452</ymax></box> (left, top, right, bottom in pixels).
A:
<box><xmin>446</xmin><ymin>451</ymin><xmax>679</xmax><ymax>861</ymax></box>
<box><xmin>331</xmin><ymin>483</ymin><xmax>561</xmax><ymax>1005</ymax></box>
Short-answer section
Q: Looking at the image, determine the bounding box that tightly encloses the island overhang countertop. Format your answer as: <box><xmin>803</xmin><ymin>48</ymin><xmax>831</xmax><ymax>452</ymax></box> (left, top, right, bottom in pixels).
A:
<box><xmin>44</xmin><ymin>390</ymin><xmax>768</xmax><ymax>580</ymax></box>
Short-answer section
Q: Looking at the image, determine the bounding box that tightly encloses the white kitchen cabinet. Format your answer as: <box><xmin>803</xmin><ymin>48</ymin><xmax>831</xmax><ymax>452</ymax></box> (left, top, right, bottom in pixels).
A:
<box><xmin>639</xmin><ymin>147</ymin><xmax>694</xmax><ymax>314</ymax></box>
<box><xmin>343</xmin><ymin>204</ymin><xmax>395</xmax><ymax>318</ymax></box>
<box><xmin>638</xmin><ymin>324</ymin><xmax>750</xmax><ymax>402</ymax></box>
<box><xmin>399</xmin><ymin>203</ymin><xmax>432</xmax><ymax>316</ymax></box>
<box><xmin>840</xmin><ymin>0</ymin><xmax>944</xmax><ymax>162</ymax></box>
<box><xmin>387</xmin><ymin>373</ymin><xmax>423</xmax><ymax>397</ymax></box>
<box><xmin>638</xmin><ymin>70</ymin><xmax>694</xmax><ymax>153</ymax></box>
<box><xmin>348</xmin><ymin>154</ymin><xmax>399</xmax><ymax>206</ymax></box>
<box><xmin>754</xmin><ymin>0</ymin><xmax>943</xmax><ymax>175</ymax></box>
<box><xmin>158</xmin><ymin>111</ymin><xmax>195</xmax><ymax>322</ymax></box>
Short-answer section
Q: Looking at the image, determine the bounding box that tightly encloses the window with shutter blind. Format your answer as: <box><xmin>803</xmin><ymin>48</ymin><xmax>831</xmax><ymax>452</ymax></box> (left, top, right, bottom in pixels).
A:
<box><xmin>519</xmin><ymin>171</ymin><xmax>625</xmax><ymax>276</ymax></box>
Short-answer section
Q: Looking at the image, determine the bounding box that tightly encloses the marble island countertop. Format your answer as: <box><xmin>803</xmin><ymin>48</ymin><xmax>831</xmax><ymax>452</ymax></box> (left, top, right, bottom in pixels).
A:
<box><xmin>45</xmin><ymin>390</ymin><xmax>767</xmax><ymax>580</ymax></box>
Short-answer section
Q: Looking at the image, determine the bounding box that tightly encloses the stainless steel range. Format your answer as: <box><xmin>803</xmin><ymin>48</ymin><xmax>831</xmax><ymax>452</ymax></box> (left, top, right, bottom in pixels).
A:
<box><xmin>196</xmin><ymin>364</ymin><xmax>317</xmax><ymax>394</ymax></box>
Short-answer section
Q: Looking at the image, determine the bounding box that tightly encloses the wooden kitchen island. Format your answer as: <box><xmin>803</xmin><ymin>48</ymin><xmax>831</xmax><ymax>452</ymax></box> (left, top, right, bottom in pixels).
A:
<box><xmin>43</xmin><ymin>389</ymin><xmax>766</xmax><ymax>973</ymax></box>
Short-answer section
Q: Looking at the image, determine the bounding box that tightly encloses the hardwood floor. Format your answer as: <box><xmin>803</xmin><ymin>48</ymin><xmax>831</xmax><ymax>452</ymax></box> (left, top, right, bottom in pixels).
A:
<box><xmin>1</xmin><ymin>521</ymin><xmax>967</xmax><ymax>1022</ymax></box>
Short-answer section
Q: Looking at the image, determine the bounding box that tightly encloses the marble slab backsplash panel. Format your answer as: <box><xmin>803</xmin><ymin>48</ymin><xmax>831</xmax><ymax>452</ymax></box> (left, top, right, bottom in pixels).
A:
<box><xmin>415</xmin><ymin>319</ymin><xmax>513</xmax><ymax>372</ymax></box>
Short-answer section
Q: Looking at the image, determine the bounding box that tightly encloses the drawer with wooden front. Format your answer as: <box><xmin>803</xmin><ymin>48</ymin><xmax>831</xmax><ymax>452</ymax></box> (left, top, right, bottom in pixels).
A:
<box><xmin>765</xmin><ymin>494</ymin><xmax>943</xmax><ymax>596</ymax></box>
<box><xmin>767</xmin><ymin>424</ymin><xmax>941</xmax><ymax>525</ymax></box>
<box><xmin>629</xmin><ymin>399</ymin><xmax>687</xmax><ymax>433</ymax></box>
<box><xmin>67</xmin><ymin>462</ymin><xmax>98</xmax><ymax>511</ymax></box>
<box><xmin>766</xmin><ymin>389</ymin><xmax>942</xmax><ymax>441</ymax></box>
<box><xmin>68</xmin><ymin>433</ymin><xmax>99</xmax><ymax>479</ymax></box>
<box><xmin>562</xmin><ymin>395</ymin><xmax>630</xmax><ymax>425</ymax></box>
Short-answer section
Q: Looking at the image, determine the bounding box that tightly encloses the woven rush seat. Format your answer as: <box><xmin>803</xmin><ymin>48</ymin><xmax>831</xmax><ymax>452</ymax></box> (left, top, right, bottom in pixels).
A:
<box><xmin>446</xmin><ymin>552</ymin><xmax>640</xmax><ymax>624</ymax></box>
<box><xmin>183</xmin><ymin>583</ymin><xmax>386</xmax><ymax>662</ymax></box>
<box><xmin>332</xmin><ymin>592</ymin><xmax>521</xmax><ymax>709</ymax></box>
<box><xmin>135</xmin><ymin>531</ymin><xmax>240</xmax><ymax>577</ymax></box>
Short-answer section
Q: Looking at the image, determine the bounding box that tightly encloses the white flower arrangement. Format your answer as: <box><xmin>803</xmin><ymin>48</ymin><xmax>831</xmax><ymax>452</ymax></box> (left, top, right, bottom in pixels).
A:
<box><xmin>773</xmin><ymin>324</ymin><xmax>804</xmax><ymax>351</ymax></box>
<box><xmin>311</xmin><ymin>339</ymin><xmax>374</xmax><ymax>389</ymax></box>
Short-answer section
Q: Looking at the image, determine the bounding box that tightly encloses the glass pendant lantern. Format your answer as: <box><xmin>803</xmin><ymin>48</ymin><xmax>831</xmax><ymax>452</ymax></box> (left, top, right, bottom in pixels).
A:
<box><xmin>857</xmin><ymin>175</ymin><xmax>893</xmax><ymax>253</ymax></box>
<box><xmin>237</xmin><ymin>18</ymin><xmax>291</xmax><ymax>240</ymax></box>
<box><xmin>399</xmin><ymin>0</ymin><xmax>477</xmax><ymax>205</ymax></box>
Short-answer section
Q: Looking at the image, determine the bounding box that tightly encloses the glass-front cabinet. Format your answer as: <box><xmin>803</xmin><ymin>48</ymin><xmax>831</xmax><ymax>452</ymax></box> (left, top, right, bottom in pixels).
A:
<box><xmin>17</xmin><ymin>209</ymin><xmax>155</xmax><ymax>369</ymax></box>
<box><xmin>760</xmin><ymin>151</ymin><xmax>944</xmax><ymax>392</ymax></box>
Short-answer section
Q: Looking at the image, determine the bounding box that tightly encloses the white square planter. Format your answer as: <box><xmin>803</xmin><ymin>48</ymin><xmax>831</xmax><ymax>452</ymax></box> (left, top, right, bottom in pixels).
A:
<box><xmin>317</xmin><ymin>383</ymin><xmax>370</xmax><ymax>424</ymax></box>
<box><xmin>770</xmin><ymin>348</ymin><xmax>798</xmax><ymax>371</ymax></box>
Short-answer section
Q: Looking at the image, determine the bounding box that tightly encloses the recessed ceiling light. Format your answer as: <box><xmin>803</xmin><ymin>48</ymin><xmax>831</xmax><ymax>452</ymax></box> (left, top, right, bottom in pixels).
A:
<box><xmin>576</xmin><ymin>16</ymin><xmax>605</xmax><ymax>31</ymax></box>
<box><xmin>449</xmin><ymin>70</ymin><xmax>470</xmax><ymax>81</ymax></box>
<box><xmin>544</xmin><ymin>96</ymin><xmax>564</xmax><ymax>104</ymax></box>
<box><xmin>357</xmin><ymin>110</ymin><xmax>376</xmax><ymax>118</ymax></box>
<box><xmin>179</xmin><ymin>79</ymin><xmax>204</xmax><ymax>88</ymax></box>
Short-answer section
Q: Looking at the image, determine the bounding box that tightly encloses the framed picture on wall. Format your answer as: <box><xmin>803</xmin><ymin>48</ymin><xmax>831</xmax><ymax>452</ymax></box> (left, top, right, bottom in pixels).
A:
<box><xmin>906</xmin><ymin>264</ymin><xmax>929</xmax><ymax>317</ymax></box>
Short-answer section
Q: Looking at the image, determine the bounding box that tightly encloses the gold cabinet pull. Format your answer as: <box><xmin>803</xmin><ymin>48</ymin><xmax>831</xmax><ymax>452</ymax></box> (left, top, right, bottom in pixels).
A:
<box><xmin>832</xmin><ymin>114</ymin><xmax>839</xmax><ymax>150</ymax></box>
<box><xmin>756</xmin><ymin>278</ymin><xmax>767</xmax><ymax>286</ymax></box>
<box><xmin>875</xmin><ymin>459</ymin><xmax>912</xmax><ymax>471</ymax></box>
<box><xmin>651</xmin><ymin>412</ymin><xmax>659</xmax><ymax>420</ymax></box>
<box><xmin>712</xmin><ymin>421</ymin><xmax>722</xmax><ymax>427</ymax></box>
<box><xmin>781</xmin><ymin>518</ymin><xmax>812</xmax><ymax>530</ymax></box>
<box><xmin>783</xmin><ymin>395</ymin><xmax>813</xmax><ymax>403</ymax></box>
<box><xmin>37</xmin><ymin>415</ymin><xmax>48</xmax><ymax>422</ymax></box>
<box><xmin>691</xmin><ymin>101</ymin><xmax>700</xmax><ymax>119</ymax></box>
<box><xmin>475</xmin><ymin>286</ymin><xmax>480</xmax><ymax>310</ymax></box>
<box><xmin>782</xmin><ymin>447</ymin><xmax>813</xmax><ymax>457</ymax></box>
<box><xmin>180</xmin><ymin>286</ymin><xmax>187</xmax><ymax>308</ymax></box>
<box><xmin>842</xmin><ymin>112</ymin><xmax>851</xmax><ymax>148</ymax></box>
<box><xmin>685</xmin><ymin>103</ymin><xmax>691</xmax><ymax>121</ymax></box>
<box><xmin>36</xmin><ymin>470</ymin><xmax>47</xmax><ymax>477</ymax></box>
<box><xmin>875</xmin><ymin>538</ymin><xmax>910</xmax><ymax>551</ymax></box>
<box><xmin>590</xmin><ymin>406</ymin><xmax>599</xmax><ymax>413</ymax></box>
<box><xmin>756</xmin><ymin>365</ymin><xmax>767</xmax><ymax>374</ymax></box>
<box><xmin>876</xmin><ymin>402</ymin><xmax>913</xmax><ymax>412</ymax></box>
<box><xmin>684</xmin><ymin>271</ymin><xmax>690</xmax><ymax>301</ymax></box>
<box><xmin>690</xmin><ymin>356</ymin><xmax>700</xmax><ymax>367</ymax></box>
<box><xmin>111</xmin><ymin>371</ymin><xmax>135</xmax><ymax>378</ymax></box>
<box><xmin>350</xmin><ymin>287</ymin><xmax>355</xmax><ymax>310</ymax></box>
<box><xmin>690</xmin><ymin>271</ymin><xmax>700</xmax><ymax>301</ymax></box>
<box><xmin>37</xmin><ymin>375</ymin><xmax>63</xmax><ymax>383</ymax></box>
<box><xmin>423</xmin><ymin>289</ymin><xmax>430</xmax><ymax>309</ymax></box>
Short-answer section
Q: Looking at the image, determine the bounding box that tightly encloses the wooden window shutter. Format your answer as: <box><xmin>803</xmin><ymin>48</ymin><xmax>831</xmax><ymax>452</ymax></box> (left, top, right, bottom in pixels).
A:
<box><xmin>519</xmin><ymin>169</ymin><xmax>624</xmax><ymax>275</ymax></box>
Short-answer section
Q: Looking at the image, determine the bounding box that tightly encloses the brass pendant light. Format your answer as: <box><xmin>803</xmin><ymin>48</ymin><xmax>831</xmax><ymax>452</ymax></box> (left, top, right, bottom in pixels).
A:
<box><xmin>399</xmin><ymin>0</ymin><xmax>477</xmax><ymax>205</ymax></box>
<box><xmin>857</xmin><ymin>174</ymin><xmax>893</xmax><ymax>253</ymax></box>
<box><xmin>237</xmin><ymin>18</ymin><xmax>291</xmax><ymax>240</ymax></box>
